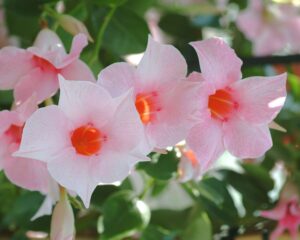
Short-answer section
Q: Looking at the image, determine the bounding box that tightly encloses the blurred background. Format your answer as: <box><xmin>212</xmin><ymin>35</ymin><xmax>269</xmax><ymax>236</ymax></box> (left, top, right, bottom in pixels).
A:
<box><xmin>0</xmin><ymin>0</ymin><xmax>299</xmax><ymax>239</ymax></box>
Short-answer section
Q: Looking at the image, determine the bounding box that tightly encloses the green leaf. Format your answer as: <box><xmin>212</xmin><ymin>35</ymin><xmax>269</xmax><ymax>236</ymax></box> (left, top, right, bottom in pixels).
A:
<box><xmin>138</xmin><ymin>151</ymin><xmax>179</xmax><ymax>181</ymax></box>
<box><xmin>241</xmin><ymin>163</ymin><xmax>274</xmax><ymax>192</ymax></box>
<box><xmin>100</xmin><ymin>191</ymin><xmax>150</xmax><ymax>240</ymax></box>
<box><xmin>141</xmin><ymin>225</ymin><xmax>175</xmax><ymax>240</ymax></box>
<box><xmin>103</xmin><ymin>7</ymin><xmax>149</xmax><ymax>55</ymax></box>
<box><xmin>182</xmin><ymin>206</ymin><xmax>212</xmax><ymax>240</ymax></box>
<box><xmin>198</xmin><ymin>177</ymin><xmax>239</xmax><ymax>226</ymax></box>
<box><xmin>288</xmin><ymin>73</ymin><xmax>300</xmax><ymax>100</ymax></box>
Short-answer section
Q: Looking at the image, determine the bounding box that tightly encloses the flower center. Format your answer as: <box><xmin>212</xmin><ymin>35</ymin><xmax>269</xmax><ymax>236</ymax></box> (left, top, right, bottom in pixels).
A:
<box><xmin>5</xmin><ymin>124</ymin><xmax>24</xmax><ymax>144</ymax></box>
<box><xmin>71</xmin><ymin>125</ymin><xmax>105</xmax><ymax>156</ymax></box>
<box><xmin>135</xmin><ymin>92</ymin><xmax>161</xmax><ymax>124</ymax></box>
<box><xmin>208</xmin><ymin>88</ymin><xmax>238</xmax><ymax>122</ymax></box>
<box><xmin>32</xmin><ymin>55</ymin><xmax>59</xmax><ymax>73</ymax></box>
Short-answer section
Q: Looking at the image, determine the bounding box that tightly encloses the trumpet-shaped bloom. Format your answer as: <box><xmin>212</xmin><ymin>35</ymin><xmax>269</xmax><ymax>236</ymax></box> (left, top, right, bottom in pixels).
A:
<box><xmin>0</xmin><ymin>96</ymin><xmax>55</xmax><ymax>193</ymax></box>
<box><xmin>261</xmin><ymin>197</ymin><xmax>300</xmax><ymax>240</ymax></box>
<box><xmin>15</xmin><ymin>76</ymin><xmax>148</xmax><ymax>207</ymax></box>
<box><xmin>0</xmin><ymin>29</ymin><xmax>95</xmax><ymax>104</ymax></box>
<box><xmin>186</xmin><ymin>38</ymin><xmax>286</xmax><ymax>173</ymax></box>
<box><xmin>237</xmin><ymin>0</ymin><xmax>300</xmax><ymax>56</ymax></box>
<box><xmin>98</xmin><ymin>36</ymin><xmax>199</xmax><ymax>152</ymax></box>
<box><xmin>177</xmin><ymin>147</ymin><xmax>201</xmax><ymax>182</ymax></box>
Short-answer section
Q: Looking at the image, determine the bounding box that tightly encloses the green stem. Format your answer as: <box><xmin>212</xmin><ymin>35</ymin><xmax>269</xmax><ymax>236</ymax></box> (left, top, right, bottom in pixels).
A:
<box><xmin>89</xmin><ymin>6</ymin><xmax>116</xmax><ymax>65</ymax></box>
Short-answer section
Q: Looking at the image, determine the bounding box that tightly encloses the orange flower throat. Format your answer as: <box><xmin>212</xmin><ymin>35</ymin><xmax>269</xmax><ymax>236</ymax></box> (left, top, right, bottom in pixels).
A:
<box><xmin>208</xmin><ymin>88</ymin><xmax>238</xmax><ymax>122</ymax></box>
<box><xmin>71</xmin><ymin>125</ymin><xmax>105</xmax><ymax>156</ymax></box>
<box><xmin>135</xmin><ymin>92</ymin><xmax>161</xmax><ymax>124</ymax></box>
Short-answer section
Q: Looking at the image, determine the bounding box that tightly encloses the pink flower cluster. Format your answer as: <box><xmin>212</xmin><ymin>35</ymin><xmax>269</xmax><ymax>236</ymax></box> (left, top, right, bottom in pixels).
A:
<box><xmin>0</xmin><ymin>29</ymin><xmax>286</xmax><ymax>214</ymax></box>
<box><xmin>237</xmin><ymin>0</ymin><xmax>300</xmax><ymax>56</ymax></box>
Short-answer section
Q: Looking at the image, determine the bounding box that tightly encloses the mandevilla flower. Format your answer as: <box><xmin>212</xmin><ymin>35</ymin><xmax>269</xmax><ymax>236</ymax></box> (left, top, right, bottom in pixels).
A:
<box><xmin>0</xmin><ymin>28</ymin><xmax>95</xmax><ymax>104</ymax></box>
<box><xmin>186</xmin><ymin>38</ymin><xmax>286</xmax><ymax>172</ymax></box>
<box><xmin>261</xmin><ymin>196</ymin><xmax>300</xmax><ymax>240</ymax></box>
<box><xmin>237</xmin><ymin>0</ymin><xmax>300</xmax><ymax>56</ymax></box>
<box><xmin>98</xmin><ymin>36</ymin><xmax>199</xmax><ymax>153</ymax></box>
<box><xmin>15</xmin><ymin>76</ymin><xmax>148</xmax><ymax>207</ymax></box>
<box><xmin>177</xmin><ymin>146</ymin><xmax>201</xmax><ymax>182</ymax></box>
<box><xmin>0</xmin><ymin>95</ymin><xmax>59</xmax><ymax>219</ymax></box>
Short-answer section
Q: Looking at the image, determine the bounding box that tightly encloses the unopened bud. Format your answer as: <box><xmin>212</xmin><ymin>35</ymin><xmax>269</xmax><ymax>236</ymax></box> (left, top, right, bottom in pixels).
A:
<box><xmin>58</xmin><ymin>14</ymin><xmax>93</xmax><ymax>42</ymax></box>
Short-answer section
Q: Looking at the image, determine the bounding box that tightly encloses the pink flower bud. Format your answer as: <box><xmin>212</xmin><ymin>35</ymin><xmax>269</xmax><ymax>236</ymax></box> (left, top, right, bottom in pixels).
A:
<box><xmin>58</xmin><ymin>14</ymin><xmax>93</xmax><ymax>42</ymax></box>
<box><xmin>50</xmin><ymin>190</ymin><xmax>75</xmax><ymax>240</ymax></box>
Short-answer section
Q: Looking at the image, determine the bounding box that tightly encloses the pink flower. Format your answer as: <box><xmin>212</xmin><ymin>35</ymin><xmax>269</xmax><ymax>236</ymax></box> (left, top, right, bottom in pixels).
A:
<box><xmin>0</xmin><ymin>96</ymin><xmax>55</xmax><ymax>193</ymax></box>
<box><xmin>14</xmin><ymin>76</ymin><xmax>148</xmax><ymax>207</ymax></box>
<box><xmin>177</xmin><ymin>146</ymin><xmax>202</xmax><ymax>182</ymax></box>
<box><xmin>186</xmin><ymin>38</ymin><xmax>286</xmax><ymax>172</ymax></box>
<box><xmin>0</xmin><ymin>28</ymin><xmax>95</xmax><ymax>104</ymax></box>
<box><xmin>98</xmin><ymin>36</ymin><xmax>199</xmax><ymax>153</ymax></box>
<box><xmin>261</xmin><ymin>196</ymin><xmax>300</xmax><ymax>240</ymax></box>
<box><xmin>237</xmin><ymin>0</ymin><xmax>300</xmax><ymax>56</ymax></box>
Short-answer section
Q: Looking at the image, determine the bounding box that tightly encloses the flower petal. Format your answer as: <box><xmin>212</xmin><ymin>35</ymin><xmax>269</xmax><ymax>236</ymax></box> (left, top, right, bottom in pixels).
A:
<box><xmin>58</xmin><ymin>76</ymin><xmax>115</xmax><ymax>127</ymax></box>
<box><xmin>4</xmin><ymin>153</ymin><xmax>50</xmax><ymax>193</ymax></box>
<box><xmin>223</xmin><ymin>117</ymin><xmax>272</xmax><ymax>158</ymax></box>
<box><xmin>102</xmin><ymin>90</ymin><xmax>145</xmax><ymax>153</ymax></box>
<box><xmin>186</xmin><ymin>119</ymin><xmax>225</xmax><ymax>172</ymax></box>
<box><xmin>190</xmin><ymin>38</ymin><xmax>242</xmax><ymax>89</ymax></box>
<box><xmin>137</xmin><ymin>36</ymin><xmax>187</xmax><ymax>89</ymax></box>
<box><xmin>14</xmin><ymin>105</ymin><xmax>72</xmax><ymax>162</ymax></box>
<box><xmin>58</xmin><ymin>33</ymin><xmax>88</xmax><ymax>68</ymax></box>
<box><xmin>97</xmin><ymin>62</ymin><xmax>137</xmax><ymax>97</ymax></box>
<box><xmin>14</xmin><ymin>68</ymin><xmax>59</xmax><ymax>104</ymax></box>
<box><xmin>0</xmin><ymin>47</ymin><xmax>33</xmax><ymax>89</ymax></box>
<box><xmin>0</xmin><ymin>110</ymin><xmax>19</xmax><ymax>135</ymax></box>
<box><xmin>232</xmin><ymin>74</ymin><xmax>287</xmax><ymax>124</ymax></box>
<box><xmin>60</xmin><ymin>60</ymin><xmax>95</xmax><ymax>82</ymax></box>
<box><xmin>33</xmin><ymin>29</ymin><xmax>66</xmax><ymax>55</ymax></box>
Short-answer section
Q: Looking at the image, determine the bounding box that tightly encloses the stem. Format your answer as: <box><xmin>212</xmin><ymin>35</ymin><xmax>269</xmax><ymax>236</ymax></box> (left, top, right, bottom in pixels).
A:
<box><xmin>44</xmin><ymin>98</ymin><xmax>54</xmax><ymax>106</ymax></box>
<box><xmin>89</xmin><ymin>6</ymin><xmax>116</xmax><ymax>65</ymax></box>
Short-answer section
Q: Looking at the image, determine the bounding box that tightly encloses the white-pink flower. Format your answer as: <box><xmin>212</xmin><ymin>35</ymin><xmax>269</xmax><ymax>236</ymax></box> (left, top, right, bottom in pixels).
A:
<box><xmin>186</xmin><ymin>38</ymin><xmax>287</xmax><ymax>172</ymax></box>
<box><xmin>0</xmin><ymin>96</ymin><xmax>53</xmax><ymax>193</ymax></box>
<box><xmin>15</xmin><ymin>76</ymin><xmax>148</xmax><ymax>207</ymax></box>
<box><xmin>98</xmin><ymin>36</ymin><xmax>199</xmax><ymax>153</ymax></box>
<box><xmin>237</xmin><ymin>0</ymin><xmax>300</xmax><ymax>56</ymax></box>
<box><xmin>0</xmin><ymin>28</ymin><xmax>95</xmax><ymax>104</ymax></box>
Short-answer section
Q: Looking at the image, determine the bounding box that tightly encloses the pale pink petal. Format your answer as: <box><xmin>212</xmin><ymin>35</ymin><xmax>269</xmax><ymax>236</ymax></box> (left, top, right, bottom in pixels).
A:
<box><xmin>15</xmin><ymin>94</ymin><xmax>38</xmax><ymax>121</ymax></box>
<box><xmin>253</xmin><ymin>27</ymin><xmax>286</xmax><ymax>56</ymax></box>
<box><xmin>270</xmin><ymin>225</ymin><xmax>285</xmax><ymax>240</ymax></box>
<box><xmin>237</xmin><ymin>7</ymin><xmax>263</xmax><ymax>40</ymax></box>
<box><xmin>58</xmin><ymin>76</ymin><xmax>115</xmax><ymax>126</ymax></box>
<box><xmin>146</xmin><ymin>81</ymin><xmax>201</xmax><ymax>149</ymax></box>
<box><xmin>0</xmin><ymin>47</ymin><xmax>34</xmax><ymax>89</ymax></box>
<box><xmin>260</xmin><ymin>201</ymin><xmax>287</xmax><ymax>220</ymax></box>
<box><xmin>58</xmin><ymin>33</ymin><xmax>88</xmax><ymax>68</ymax></box>
<box><xmin>14</xmin><ymin>105</ymin><xmax>73</xmax><ymax>162</ymax></box>
<box><xmin>285</xmin><ymin>18</ymin><xmax>300</xmax><ymax>52</ymax></box>
<box><xmin>102</xmin><ymin>90</ymin><xmax>144</xmax><ymax>153</ymax></box>
<box><xmin>33</xmin><ymin>29</ymin><xmax>66</xmax><ymax>55</ymax></box>
<box><xmin>14</xmin><ymin>68</ymin><xmax>59</xmax><ymax>104</ymax></box>
<box><xmin>186</xmin><ymin>71</ymin><xmax>205</xmax><ymax>82</ymax></box>
<box><xmin>32</xmin><ymin>195</ymin><xmax>54</xmax><ymax>221</ymax></box>
<box><xmin>4</xmin><ymin>152</ymin><xmax>50</xmax><ymax>193</ymax></box>
<box><xmin>0</xmin><ymin>110</ymin><xmax>19</xmax><ymax>135</ymax></box>
<box><xmin>186</xmin><ymin>119</ymin><xmax>225</xmax><ymax>172</ymax></box>
<box><xmin>137</xmin><ymin>36</ymin><xmax>187</xmax><ymax>89</ymax></box>
<box><xmin>60</xmin><ymin>60</ymin><xmax>95</xmax><ymax>82</ymax></box>
<box><xmin>97</xmin><ymin>62</ymin><xmax>137</xmax><ymax>97</ymax></box>
<box><xmin>231</xmin><ymin>73</ymin><xmax>287</xmax><ymax>124</ymax></box>
<box><xmin>50</xmin><ymin>192</ymin><xmax>75</xmax><ymax>240</ymax></box>
<box><xmin>223</xmin><ymin>117</ymin><xmax>272</xmax><ymax>158</ymax></box>
<box><xmin>190</xmin><ymin>38</ymin><xmax>242</xmax><ymax>89</ymax></box>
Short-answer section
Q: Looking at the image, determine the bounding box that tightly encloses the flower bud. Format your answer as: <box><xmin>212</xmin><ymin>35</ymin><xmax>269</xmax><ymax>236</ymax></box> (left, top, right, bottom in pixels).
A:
<box><xmin>58</xmin><ymin>14</ymin><xmax>93</xmax><ymax>42</ymax></box>
<box><xmin>50</xmin><ymin>190</ymin><xmax>75</xmax><ymax>240</ymax></box>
